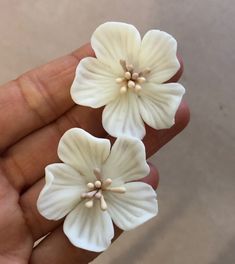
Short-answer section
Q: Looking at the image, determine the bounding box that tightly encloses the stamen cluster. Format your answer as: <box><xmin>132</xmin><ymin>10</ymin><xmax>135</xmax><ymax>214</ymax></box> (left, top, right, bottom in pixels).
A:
<box><xmin>116</xmin><ymin>59</ymin><xmax>150</xmax><ymax>94</ymax></box>
<box><xmin>81</xmin><ymin>168</ymin><xmax>126</xmax><ymax>211</ymax></box>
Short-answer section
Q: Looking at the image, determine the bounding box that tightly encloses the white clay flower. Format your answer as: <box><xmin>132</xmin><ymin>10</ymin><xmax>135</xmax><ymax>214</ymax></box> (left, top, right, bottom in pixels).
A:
<box><xmin>37</xmin><ymin>128</ymin><xmax>158</xmax><ymax>252</ymax></box>
<box><xmin>71</xmin><ymin>22</ymin><xmax>185</xmax><ymax>139</ymax></box>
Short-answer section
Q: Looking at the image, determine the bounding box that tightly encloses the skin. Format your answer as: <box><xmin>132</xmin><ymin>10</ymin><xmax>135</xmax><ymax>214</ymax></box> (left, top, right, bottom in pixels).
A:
<box><xmin>0</xmin><ymin>43</ymin><xmax>190</xmax><ymax>264</ymax></box>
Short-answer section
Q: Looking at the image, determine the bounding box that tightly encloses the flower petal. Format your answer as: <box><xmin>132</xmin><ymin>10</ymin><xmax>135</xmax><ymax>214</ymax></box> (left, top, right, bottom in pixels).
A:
<box><xmin>58</xmin><ymin>128</ymin><xmax>111</xmax><ymax>181</ymax></box>
<box><xmin>102</xmin><ymin>136</ymin><xmax>149</xmax><ymax>185</ymax></box>
<box><xmin>102</xmin><ymin>93</ymin><xmax>145</xmax><ymax>138</ymax></box>
<box><xmin>71</xmin><ymin>57</ymin><xmax>119</xmax><ymax>108</ymax></box>
<box><xmin>63</xmin><ymin>200</ymin><xmax>114</xmax><ymax>252</ymax></box>
<box><xmin>37</xmin><ymin>163</ymin><xmax>86</xmax><ymax>220</ymax></box>
<box><xmin>105</xmin><ymin>182</ymin><xmax>158</xmax><ymax>231</ymax></box>
<box><xmin>91</xmin><ymin>22</ymin><xmax>141</xmax><ymax>73</ymax></box>
<box><xmin>139</xmin><ymin>30</ymin><xmax>180</xmax><ymax>83</ymax></box>
<box><xmin>139</xmin><ymin>82</ymin><xmax>185</xmax><ymax>129</ymax></box>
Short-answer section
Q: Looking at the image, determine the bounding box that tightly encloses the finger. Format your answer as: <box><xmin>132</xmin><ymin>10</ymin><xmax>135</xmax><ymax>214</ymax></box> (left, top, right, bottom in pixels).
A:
<box><xmin>19</xmin><ymin>103</ymin><xmax>186</xmax><ymax>242</ymax></box>
<box><xmin>143</xmin><ymin>100</ymin><xmax>190</xmax><ymax>157</ymax></box>
<box><xmin>1</xmin><ymin>105</ymin><xmax>105</xmax><ymax>192</ymax></box>
<box><xmin>29</xmin><ymin>165</ymin><xmax>159</xmax><ymax>264</ymax></box>
<box><xmin>0</xmin><ymin>43</ymin><xmax>94</xmax><ymax>152</ymax></box>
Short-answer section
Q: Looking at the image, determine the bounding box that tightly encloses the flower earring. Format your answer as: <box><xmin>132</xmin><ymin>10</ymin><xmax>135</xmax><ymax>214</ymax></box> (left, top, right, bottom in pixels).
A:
<box><xmin>37</xmin><ymin>22</ymin><xmax>185</xmax><ymax>252</ymax></box>
<box><xmin>37</xmin><ymin>128</ymin><xmax>157</xmax><ymax>252</ymax></box>
<box><xmin>71</xmin><ymin>22</ymin><xmax>185</xmax><ymax>138</ymax></box>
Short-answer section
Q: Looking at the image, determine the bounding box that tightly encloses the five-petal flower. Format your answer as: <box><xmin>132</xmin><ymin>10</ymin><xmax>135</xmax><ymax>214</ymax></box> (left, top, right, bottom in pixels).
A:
<box><xmin>37</xmin><ymin>128</ymin><xmax>158</xmax><ymax>252</ymax></box>
<box><xmin>71</xmin><ymin>22</ymin><xmax>185</xmax><ymax>139</ymax></box>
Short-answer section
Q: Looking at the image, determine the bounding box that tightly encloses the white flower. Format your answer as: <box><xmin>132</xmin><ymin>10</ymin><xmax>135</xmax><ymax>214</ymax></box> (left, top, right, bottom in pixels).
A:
<box><xmin>37</xmin><ymin>128</ymin><xmax>158</xmax><ymax>252</ymax></box>
<box><xmin>71</xmin><ymin>22</ymin><xmax>185</xmax><ymax>139</ymax></box>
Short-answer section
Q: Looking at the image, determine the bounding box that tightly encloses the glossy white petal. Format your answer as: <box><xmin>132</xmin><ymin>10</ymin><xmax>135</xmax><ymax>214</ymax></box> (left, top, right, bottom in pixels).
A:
<box><xmin>102</xmin><ymin>137</ymin><xmax>149</xmax><ymax>185</ymax></box>
<box><xmin>105</xmin><ymin>182</ymin><xmax>158</xmax><ymax>231</ymax></box>
<box><xmin>71</xmin><ymin>57</ymin><xmax>119</xmax><ymax>108</ymax></box>
<box><xmin>139</xmin><ymin>30</ymin><xmax>180</xmax><ymax>83</ymax></box>
<box><xmin>102</xmin><ymin>93</ymin><xmax>145</xmax><ymax>138</ymax></box>
<box><xmin>58</xmin><ymin>128</ymin><xmax>111</xmax><ymax>181</ymax></box>
<box><xmin>37</xmin><ymin>163</ymin><xmax>86</xmax><ymax>220</ymax></box>
<box><xmin>91</xmin><ymin>22</ymin><xmax>141</xmax><ymax>73</ymax></box>
<box><xmin>139</xmin><ymin>83</ymin><xmax>185</xmax><ymax>129</ymax></box>
<box><xmin>64</xmin><ymin>200</ymin><xmax>114</xmax><ymax>252</ymax></box>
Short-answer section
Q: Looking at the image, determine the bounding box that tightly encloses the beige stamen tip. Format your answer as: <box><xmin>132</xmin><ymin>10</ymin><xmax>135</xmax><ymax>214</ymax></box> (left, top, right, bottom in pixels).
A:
<box><xmin>87</xmin><ymin>182</ymin><xmax>94</xmax><ymax>189</ymax></box>
<box><xmin>127</xmin><ymin>80</ymin><xmax>135</xmax><ymax>89</ymax></box>
<box><xmin>105</xmin><ymin>178</ymin><xmax>112</xmax><ymax>184</ymax></box>
<box><xmin>135</xmin><ymin>84</ymin><xmax>142</xmax><ymax>92</ymax></box>
<box><xmin>126</xmin><ymin>64</ymin><xmax>134</xmax><ymax>72</ymax></box>
<box><xmin>102</xmin><ymin>178</ymin><xmax>112</xmax><ymax>188</ymax></box>
<box><xmin>100</xmin><ymin>195</ymin><xmax>107</xmax><ymax>211</ymax></box>
<box><xmin>120</xmin><ymin>86</ymin><xmax>127</xmax><ymax>94</ymax></box>
<box><xmin>108</xmin><ymin>187</ymin><xmax>126</xmax><ymax>193</ymax></box>
<box><xmin>85</xmin><ymin>199</ymin><xmax>94</xmax><ymax>208</ymax></box>
<box><xmin>137</xmin><ymin>77</ymin><xmax>146</xmax><ymax>83</ymax></box>
<box><xmin>95</xmin><ymin>180</ymin><xmax>102</xmax><ymax>188</ymax></box>
<box><xmin>132</xmin><ymin>72</ymin><xmax>139</xmax><ymax>80</ymax></box>
<box><xmin>116</xmin><ymin>77</ymin><xmax>124</xmax><ymax>83</ymax></box>
<box><xmin>124</xmin><ymin>72</ymin><xmax>131</xmax><ymax>80</ymax></box>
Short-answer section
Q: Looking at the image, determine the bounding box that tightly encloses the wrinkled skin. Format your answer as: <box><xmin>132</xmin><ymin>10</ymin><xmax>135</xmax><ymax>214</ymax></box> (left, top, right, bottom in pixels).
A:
<box><xmin>0</xmin><ymin>44</ymin><xmax>189</xmax><ymax>264</ymax></box>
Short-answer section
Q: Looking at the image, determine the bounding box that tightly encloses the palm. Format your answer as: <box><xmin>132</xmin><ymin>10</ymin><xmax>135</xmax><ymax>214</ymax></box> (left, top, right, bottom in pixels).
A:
<box><xmin>0</xmin><ymin>44</ymin><xmax>189</xmax><ymax>264</ymax></box>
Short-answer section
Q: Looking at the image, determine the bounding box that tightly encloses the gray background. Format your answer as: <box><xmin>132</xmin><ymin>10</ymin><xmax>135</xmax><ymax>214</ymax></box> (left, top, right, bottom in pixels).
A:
<box><xmin>0</xmin><ymin>1</ymin><xmax>234</xmax><ymax>263</ymax></box>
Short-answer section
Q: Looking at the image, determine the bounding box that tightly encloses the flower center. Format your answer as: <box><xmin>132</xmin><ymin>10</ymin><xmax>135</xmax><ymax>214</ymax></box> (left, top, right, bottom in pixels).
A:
<box><xmin>81</xmin><ymin>168</ymin><xmax>126</xmax><ymax>211</ymax></box>
<box><xmin>116</xmin><ymin>59</ymin><xmax>151</xmax><ymax>94</ymax></box>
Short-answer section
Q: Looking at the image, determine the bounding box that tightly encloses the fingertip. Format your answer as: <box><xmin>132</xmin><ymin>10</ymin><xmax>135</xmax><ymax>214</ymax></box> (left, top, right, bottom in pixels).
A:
<box><xmin>141</xmin><ymin>162</ymin><xmax>159</xmax><ymax>190</ymax></box>
<box><xmin>144</xmin><ymin>99</ymin><xmax>190</xmax><ymax>158</ymax></box>
<box><xmin>71</xmin><ymin>43</ymin><xmax>95</xmax><ymax>61</ymax></box>
<box><xmin>82</xmin><ymin>43</ymin><xmax>96</xmax><ymax>57</ymax></box>
<box><xmin>166</xmin><ymin>53</ymin><xmax>184</xmax><ymax>83</ymax></box>
<box><xmin>175</xmin><ymin>100</ymin><xmax>190</xmax><ymax>132</ymax></box>
<box><xmin>178</xmin><ymin>54</ymin><xmax>184</xmax><ymax>71</ymax></box>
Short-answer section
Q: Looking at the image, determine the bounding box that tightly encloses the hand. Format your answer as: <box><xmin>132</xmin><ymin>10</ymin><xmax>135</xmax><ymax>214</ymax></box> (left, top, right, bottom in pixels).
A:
<box><xmin>0</xmin><ymin>43</ymin><xmax>189</xmax><ymax>264</ymax></box>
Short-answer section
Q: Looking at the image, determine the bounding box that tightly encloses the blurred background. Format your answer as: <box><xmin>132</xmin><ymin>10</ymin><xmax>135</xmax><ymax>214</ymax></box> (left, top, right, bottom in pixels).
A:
<box><xmin>0</xmin><ymin>0</ymin><xmax>234</xmax><ymax>263</ymax></box>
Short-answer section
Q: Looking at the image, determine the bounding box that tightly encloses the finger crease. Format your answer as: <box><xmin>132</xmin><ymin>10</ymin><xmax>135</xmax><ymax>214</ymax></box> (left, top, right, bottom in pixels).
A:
<box><xmin>0</xmin><ymin>155</ymin><xmax>26</xmax><ymax>193</ymax></box>
<box><xmin>15</xmin><ymin>74</ymin><xmax>60</xmax><ymax>126</ymax></box>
